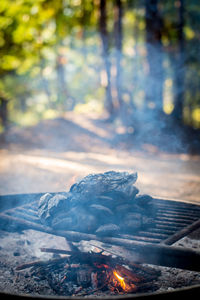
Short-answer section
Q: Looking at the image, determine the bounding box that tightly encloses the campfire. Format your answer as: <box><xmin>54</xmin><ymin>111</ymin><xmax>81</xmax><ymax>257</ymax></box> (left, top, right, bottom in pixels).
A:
<box><xmin>15</xmin><ymin>246</ymin><xmax>160</xmax><ymax>296</ymax></box>
<box><xmin>1</xmin><ymin>170</ymin><xmax>200</xmax><ymax>297</ymax></box>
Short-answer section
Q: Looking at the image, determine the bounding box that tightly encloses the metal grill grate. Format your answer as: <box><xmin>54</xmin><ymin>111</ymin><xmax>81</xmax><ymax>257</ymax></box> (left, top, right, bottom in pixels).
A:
<box><xmin>1</xmin><ymin>193</ymin><xmax>200</xmax><ymax>272</ymax></box>
<box><xmin>0</xmin><ymin>193</ymin><xmax>200</xmax><ymax>246</ymax></box>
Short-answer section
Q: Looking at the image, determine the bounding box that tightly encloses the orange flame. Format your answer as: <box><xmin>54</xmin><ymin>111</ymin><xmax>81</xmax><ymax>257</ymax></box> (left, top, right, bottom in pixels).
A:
<box><xmin>113</xmin><ymin>270</ymin><xmax>126</xmax><ymax>290</ymax></box>
<box><xmin>113</xmin><ymin>270</ymin><xmax>137</xmax><ymax>293</ymax></box>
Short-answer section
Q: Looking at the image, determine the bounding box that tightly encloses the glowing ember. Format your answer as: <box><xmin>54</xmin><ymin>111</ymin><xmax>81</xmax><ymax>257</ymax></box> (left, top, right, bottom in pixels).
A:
<box><xmin>93</xmin><ymin>262</ymin><xmax>110</xmax><ymax>269</ymax></box>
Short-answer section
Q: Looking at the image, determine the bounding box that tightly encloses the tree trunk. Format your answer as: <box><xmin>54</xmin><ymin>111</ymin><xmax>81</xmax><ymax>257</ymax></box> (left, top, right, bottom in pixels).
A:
<box><xmin>114</xmin><ymin>0</ymin><xmax>123</xmax><ymax>109</ymax></box>
<box><xmin>145</xmin><ymin>0</ymin><xmax>164</xmax><ymax>116</ymax></box>
<box><xmin>0</xmin><ymin>92</ymin><xmax>8</xmax><ymax>129</ymax></box>
<box><xmin>99</xmin><ymin>0</ymin><xmax>114</xmax><ymax>116</ymax></box>
<box><xmin>56</xmin><ymin>53</ymin><xmax>67</xmax><ymax>110</ymax></box>
<box><xmin>55</xmin><ymin>0</ymin><xmax>68</xmax><ymax>111</ymax></box>
<box><xmin>172</xmin><ymin>0</ymin><xmax>185</xmax><ymax>123</ymax></box>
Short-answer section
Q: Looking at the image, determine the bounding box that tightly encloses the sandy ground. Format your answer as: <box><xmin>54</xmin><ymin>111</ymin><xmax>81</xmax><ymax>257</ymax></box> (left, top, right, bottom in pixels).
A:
<box><xmin>0</xmin><ymin>112</ymin><xmax>200</xmax><ymax>204</ymax></box>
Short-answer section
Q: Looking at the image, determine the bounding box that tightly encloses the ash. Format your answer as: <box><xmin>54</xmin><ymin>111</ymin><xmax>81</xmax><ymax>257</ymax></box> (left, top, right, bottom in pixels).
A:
<box><xmin>0</xmin><ymin>229</ymin><xmax>200</xmax><ymax>297</ymax></box>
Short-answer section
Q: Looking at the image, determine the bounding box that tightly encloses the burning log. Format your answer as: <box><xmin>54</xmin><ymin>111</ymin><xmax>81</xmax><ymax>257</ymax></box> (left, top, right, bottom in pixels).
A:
<box><xmin>89</xmin><ymin>243</ymin><xmax>161</xmax><ymax>278</ymax></box>
<box><xmin>16</xmin><ymin>246</ymin><xmax>159</xmax><ymax>296</ymax></box>
<box><xmin>115</xmin><ymin>265</ymin><xmax>143</xmax><ymax>283</ymax></box>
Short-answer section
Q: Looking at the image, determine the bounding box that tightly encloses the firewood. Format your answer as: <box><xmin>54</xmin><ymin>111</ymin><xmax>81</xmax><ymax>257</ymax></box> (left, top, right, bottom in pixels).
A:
<box><xmin>89</xmin><ymin>204</ymin><xmax>113</xmax><ymax>218</ymax></box>
<box><xmin>38</xmin><ymin>193</ymin><xmax>71</xmax><ymax>224</ymax></box>
<box><xmin>96</xmin><ymin>224</ymin><xmax>120</xmax><ymax>236</ymax></box>
<box><xmin>69</xmin><ymin>171</ymin><xmax>138</xmax><ymax>197</ymax></box>
<box><xmin>115</xmin><ymin>265</ymin><xmax>142</xmax><ymax>283</ymax></box>
<box><xmin>40</xmin><ymin>247</ymin><xmax>73</xmax><ymax>255</ymax></box>
<box><xmin>37</xmin><ymin>171</ymin><xmax>154</xmax><ymax>236</ymax></box>
<box><xmin>16</xmin><ymin>257</ymin><xmax>69</xmax><ymax>271</ymax></box>
<box><xmin>88</xmin><ymin>243</ymin><xmax>160</xmax><ymax>278</ymax></box>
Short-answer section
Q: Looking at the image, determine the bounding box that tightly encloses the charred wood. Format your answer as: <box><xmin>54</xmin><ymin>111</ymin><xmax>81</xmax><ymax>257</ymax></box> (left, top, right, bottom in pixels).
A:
<box><xmin>37</xmin><ymin>171</ymin><xmax>157</xmax><ymax>236</ymax></box>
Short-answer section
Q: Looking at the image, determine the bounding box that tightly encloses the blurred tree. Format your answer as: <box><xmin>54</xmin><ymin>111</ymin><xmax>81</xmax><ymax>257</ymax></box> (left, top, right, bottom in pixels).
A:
<box><xmin>114</xmin><ymin>0</ymin><xmax>123</xmax><ymax>113</ymax></box>
<box><xmin>99</xmin><ymin>0</ymin><xmax>114</xmax><ymax>116</ymax></box>
<box><xmin>0</xmin><ymin>90</ymin><xmax>9</xmax><ymax>128</ymax></box>
<box><xmin>54</xmin><ymin>0</ymin><xmax>68</xmax><ymax>110</ymax></box>
<box><xmin>144</xmin><ymin>0</ymin><xmax>164</xmax><ymax>117</ymax></box>
<box><xmin>172</xmin><ymin>0</ymin><xmax>185</xmax><ymax>123</ymax></box>
<box><xmin>0</xmin><ymin>0</ymin><xmax>57</xmax><ymax>125</ymax></box>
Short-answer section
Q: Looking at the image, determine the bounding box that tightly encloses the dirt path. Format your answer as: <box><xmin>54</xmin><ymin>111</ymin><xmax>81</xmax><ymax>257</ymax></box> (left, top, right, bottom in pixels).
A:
<box><xmin>0</xmin><ymin>112</ymin><xmax>200</xmax><ymax>204</ymax></box>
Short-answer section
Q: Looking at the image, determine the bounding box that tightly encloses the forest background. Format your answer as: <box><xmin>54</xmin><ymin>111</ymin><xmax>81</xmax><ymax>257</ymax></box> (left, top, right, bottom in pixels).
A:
<box><xmin>0</xmin><ymin>0</ymin><xmax>200</xmax><ymax>137</ymax></box>
<box><xmin>1</xmin><ymin>0</ymin><xmax>200</xmax><ymax>201</ymax></box>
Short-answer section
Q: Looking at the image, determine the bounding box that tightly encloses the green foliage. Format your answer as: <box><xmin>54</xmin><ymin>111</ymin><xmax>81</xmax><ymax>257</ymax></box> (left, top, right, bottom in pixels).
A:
<box><xmin>0</xmin><ymin>0</ymin><xmax>200</xmax><ymax>129</ymax></box>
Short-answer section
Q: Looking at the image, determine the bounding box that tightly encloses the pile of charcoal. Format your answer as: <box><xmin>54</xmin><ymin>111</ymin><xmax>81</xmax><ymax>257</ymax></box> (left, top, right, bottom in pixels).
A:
<box><xmin>38</xmin><ymin>171</ymin><xmax>156</xmax><ymax>236</ymax></box>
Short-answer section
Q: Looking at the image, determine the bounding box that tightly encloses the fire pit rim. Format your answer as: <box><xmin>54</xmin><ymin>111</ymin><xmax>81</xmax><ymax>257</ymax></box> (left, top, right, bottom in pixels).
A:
<box><xmin>1</xmin><ymin>283</ymin><xmax>200</xmax><ymax>299</ymax></box>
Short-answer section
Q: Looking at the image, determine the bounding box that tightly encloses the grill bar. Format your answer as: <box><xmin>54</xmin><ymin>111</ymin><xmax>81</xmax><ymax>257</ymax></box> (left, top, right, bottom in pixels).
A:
<box><xmin>148</xmin><ymin>227</ymin><xmax>176</xmax><ymax>235</ymax></box>
<box><xmin>156</xmin><ymin>216</ymin><xmax>194</xmax><ymax>224</ymax></box>
<box><xmin>155</xmin><ymin>203</ymin><xmax>200</xmax><ymax>214</ymax></box>
<box><xmin>157</xmin><ymin>211</ymin><xmax>198</xmax><ymax>221</ymax></box>
<box><xmin>138</xmin><ymin>231</ymin><xmax>169</xmax><ymax>239</ymax></box>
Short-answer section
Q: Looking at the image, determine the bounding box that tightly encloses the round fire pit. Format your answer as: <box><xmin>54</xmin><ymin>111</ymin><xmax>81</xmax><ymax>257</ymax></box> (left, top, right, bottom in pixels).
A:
<box><xmin>0</xmin><ymin>193</ymin><xmax>200</xmax><ymax>299</ymax></box>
